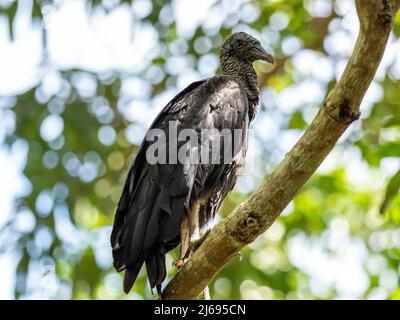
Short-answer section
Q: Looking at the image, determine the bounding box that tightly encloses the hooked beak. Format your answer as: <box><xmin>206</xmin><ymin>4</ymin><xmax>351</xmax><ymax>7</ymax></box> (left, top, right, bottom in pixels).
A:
<box><xmin>254</xmin><ymin>45</ymin><xmax>275</xmax><ymax>64</ymax></box>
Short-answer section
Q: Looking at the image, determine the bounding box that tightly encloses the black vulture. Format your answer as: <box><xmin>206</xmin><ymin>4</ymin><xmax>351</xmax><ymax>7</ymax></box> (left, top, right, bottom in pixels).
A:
<box><xmin>110</xmin><ymin>32</ymin><xmax>274</xmax><ymax>295</ymax></box>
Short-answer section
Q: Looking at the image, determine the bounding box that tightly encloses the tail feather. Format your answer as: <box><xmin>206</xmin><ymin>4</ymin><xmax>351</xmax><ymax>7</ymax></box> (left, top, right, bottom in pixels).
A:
<box><xmin>123</xmin><ymin>245</ymin><xmax>167</xmax><ymax>294</ymax></box>
<box><xmin>145</xmin><ymin>254</ymin><xmax>158</xmax><ymax>288</ymax></box>
<box><xmin>123</xmin><ymin>258</ymin><xmax>145</xmax><ymax>294</ymax></box>
<box><xmin>157</xmin><ymin>284</ymin><xmax>162</xmax><ymax>297</ymax></box>
<box><xmin>145</xmin><ymin>245</ymin><xmax>167</xmax><ymax>292</ymax></box>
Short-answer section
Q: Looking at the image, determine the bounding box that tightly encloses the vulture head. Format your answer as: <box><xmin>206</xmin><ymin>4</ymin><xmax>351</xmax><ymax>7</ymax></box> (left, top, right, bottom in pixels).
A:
<box><xmin>219</xmin><ymin>32</ymin><xmax>275</xmax><ymax>64</ymax></box>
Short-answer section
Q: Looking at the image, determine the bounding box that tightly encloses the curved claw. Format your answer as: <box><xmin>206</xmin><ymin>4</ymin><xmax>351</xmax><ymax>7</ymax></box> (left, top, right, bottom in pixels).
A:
<box><xmin>174</xmin><ymin>230</ymin><xmax>211</xmax><ymax>270</ymax></box>
<box><xmin>173</xmin><ymin>258</ymin><xmax>188</xmax><ymax>269</ymax></box>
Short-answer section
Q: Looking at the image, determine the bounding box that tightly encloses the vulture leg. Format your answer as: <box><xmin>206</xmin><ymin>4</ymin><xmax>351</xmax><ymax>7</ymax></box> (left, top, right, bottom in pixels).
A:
<box><xmin>188</xmin><ymin>201</ymin><xmax>201</xmax><ymax>247</ymax></box>
<box><xmin>188</xmin><ymin>202</ymin><xmax>211</xmax><ymax>300</ymax></box>
<box><xmin>175</xmin><ymin>214</ymin><xmax>190</xmax><ymax>268</ymax></box>
<box><xmin>174</xmin><ymin>202</ymin><xmax>212</xmax><ymax>299</ymax></box>
<box><xmin>174</xmin><ymin>202</ymin><xmax>199</xmax><ymax>268</ymax></box>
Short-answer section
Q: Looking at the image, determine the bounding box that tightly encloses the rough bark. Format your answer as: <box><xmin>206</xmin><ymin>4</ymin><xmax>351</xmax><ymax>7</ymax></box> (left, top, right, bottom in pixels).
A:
<box><xmin>162</xmin><ymin>0</ymin><xmax>400</xmax><ymax>300</ymax></box>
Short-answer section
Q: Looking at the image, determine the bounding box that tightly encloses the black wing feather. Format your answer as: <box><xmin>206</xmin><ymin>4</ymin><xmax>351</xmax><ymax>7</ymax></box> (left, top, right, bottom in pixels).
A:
<box><xmin>111</xmin><ymin>76</ymin><xmax>250</xmax><ymax>293</ymax></box>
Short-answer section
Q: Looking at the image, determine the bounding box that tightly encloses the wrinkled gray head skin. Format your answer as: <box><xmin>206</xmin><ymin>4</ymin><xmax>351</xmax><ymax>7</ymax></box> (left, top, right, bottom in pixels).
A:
<box><xmin>219</xmin><ymin>32</ymin><xmax>274</xmax><ymax>101</ymax></box>
<box><xmin>219</xmin><ymin>32</ymin><xmax>274</xmax><ymax>64</ymax></box>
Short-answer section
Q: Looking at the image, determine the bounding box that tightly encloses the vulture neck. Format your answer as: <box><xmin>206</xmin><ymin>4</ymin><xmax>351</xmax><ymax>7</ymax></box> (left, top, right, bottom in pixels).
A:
<box><xmin>220</xmin><ymin>56</ymin><xmax>259</xmax><ymax>101</ymax></box>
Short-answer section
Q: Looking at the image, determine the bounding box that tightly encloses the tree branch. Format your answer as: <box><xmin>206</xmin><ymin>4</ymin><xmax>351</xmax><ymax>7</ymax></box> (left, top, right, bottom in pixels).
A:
<box><xmin>162</xmin><ymin>0</ymin><xmax>399</xmax><ymax>300</ymax></box>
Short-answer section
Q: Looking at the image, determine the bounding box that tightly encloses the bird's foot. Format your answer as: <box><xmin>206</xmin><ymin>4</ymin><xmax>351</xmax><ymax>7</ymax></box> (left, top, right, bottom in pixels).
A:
<box><xmin>189</xmin><ymin>229</ymin><xmax>210</xmax><ymax>253</ymax></box>
<box><xmin>173</xmin><ymin>257</ymin><xmax>189</xmax><ymax>269</ymax></box>
<box><xmin>173</xmin><ymin>230</ymin><xmax>210</xmax><ymax>269</ymax></box>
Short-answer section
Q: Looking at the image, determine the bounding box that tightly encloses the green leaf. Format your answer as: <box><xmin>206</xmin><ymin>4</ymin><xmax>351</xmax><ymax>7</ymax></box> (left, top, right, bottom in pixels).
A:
<box><xmin>380</xmin><ymin>169</ymin><xmax>400</xmax><ymax>214</ymax></box>
<box><xmin>288</xmin><ymin>110</ymin><xmax>307</xmax><ymax>129</ymax></box>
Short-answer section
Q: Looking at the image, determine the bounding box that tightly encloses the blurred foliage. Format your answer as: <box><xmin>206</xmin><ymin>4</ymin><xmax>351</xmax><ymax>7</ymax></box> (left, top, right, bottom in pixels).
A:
<box><xmin>0</xmin><ymin>0</ymin><xmax>399</xmax><ymax>300</ymax></box>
